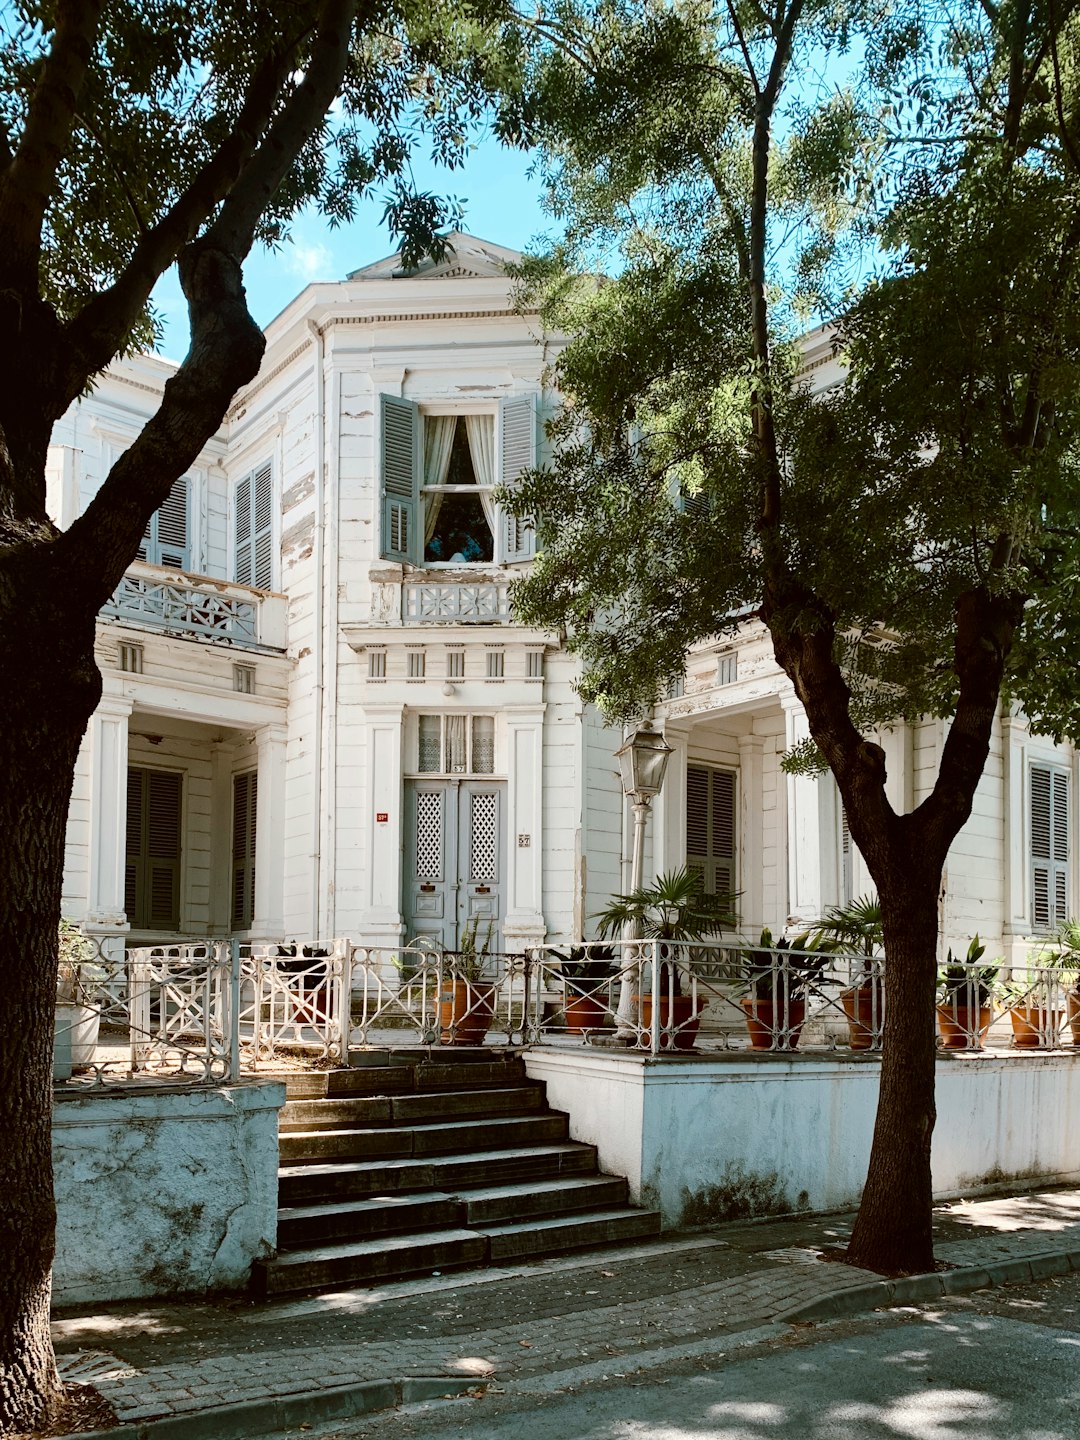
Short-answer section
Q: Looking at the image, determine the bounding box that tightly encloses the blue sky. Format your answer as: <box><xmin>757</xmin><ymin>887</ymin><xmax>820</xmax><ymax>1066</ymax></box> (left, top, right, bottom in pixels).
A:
<box><xmin>152</xmin><ymin>137</ymin><xmax>556</xmax><ymax>361</ymax></box>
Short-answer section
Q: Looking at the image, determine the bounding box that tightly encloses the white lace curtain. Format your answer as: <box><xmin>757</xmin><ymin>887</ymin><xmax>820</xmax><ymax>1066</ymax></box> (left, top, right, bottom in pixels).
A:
<box><xmin>423</xmin><ymin>415</ymin><xmax>457</xmax><ymax>543</ymax></box>
<box><xmin>466</xmin><ymin>414</ymin><xmax>497</xmax><ymax>533</ymax></box>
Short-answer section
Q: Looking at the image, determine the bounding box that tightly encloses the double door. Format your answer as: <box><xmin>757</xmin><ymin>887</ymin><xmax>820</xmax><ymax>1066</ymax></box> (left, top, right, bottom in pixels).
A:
<box><xmin>403</xmin><ymin>779</ymin><xmax>505</xmax><ymax>952</ymax></box>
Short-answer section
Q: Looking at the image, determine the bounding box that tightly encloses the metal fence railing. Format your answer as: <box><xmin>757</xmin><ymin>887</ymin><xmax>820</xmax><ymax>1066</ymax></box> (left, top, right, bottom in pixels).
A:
<box><xmin>52</xmin><ymin>932</ymin><xmax>1080</xmax><ymax>1081</ymax></box>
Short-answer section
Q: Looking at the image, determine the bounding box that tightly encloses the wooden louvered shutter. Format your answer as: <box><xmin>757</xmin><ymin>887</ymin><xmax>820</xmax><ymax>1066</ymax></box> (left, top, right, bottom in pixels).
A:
<box><xmin>498</xmin><ymin>395</ymin><xmax>536</xmax><ymax>561</ymax></box>
<box><xmin>126</xmin><ymin>767</ymin><xmax>182</xmax><ymax>930</ymax></box>
<box><xmin>1031</xmin><ymin>764</ymin><xmax>1070</xmax><ymax>929</ymax></box>
<box><xmin>231</xmin><ymin>771</ymin><xmax>258</xmax><ymax>929</ymax></box>
<box><xmin>234</xmin><ymin>472</ymin><xmax>253</xmax><ymax>584</ymax></box>
<box><xmin>686</xmin><ymin>764</ymin><xmax>737</xmax><ymax>899</ymax></box>
<box><xmin>380</xmin><ymin>395</ymin><xmax>420</xmax><ymax>563</ymax></box>
<box><xmin>251</xmin><ymin>462</ymin><xmax>274</xmax><ymax>589</ymax></box>
<box><xmin>155</xmin><ymin>477</ymin><xmax>190</xmax><ymax>569</ymax></box>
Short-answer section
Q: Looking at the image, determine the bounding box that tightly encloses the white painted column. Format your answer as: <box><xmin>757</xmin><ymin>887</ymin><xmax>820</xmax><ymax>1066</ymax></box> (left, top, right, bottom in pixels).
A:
<box><xmin>652</xmin><ymin>721</ymin><xmax>690</xmax><ymax>879</ymax></box>
<box><xmin>251</xmin><ymin>723</ymin><xmax>287</xmax><ymax>941</ymax></box>
<box><xmin>86</xmin><ymin>693</ymin><xmax>134</xmax><ymax>932</ymax></box>
<box><xmin>781</xmin><ymin>695</ymin><xmax>827</xmax><ymax>929</ymax></box>
<box><xmin>359</xmin><ymin>703</ymin><xmax>406</xmax><ymax>944</ymax></box>
<box><xmin>737</xmin><ymin>732</ymin><xmax>766</xmax><ymax>935</ymax></box>
<box><xmin>504</xmin><ymin>705</ymin><xmax>546</xmax><ymax>947</ymax></box>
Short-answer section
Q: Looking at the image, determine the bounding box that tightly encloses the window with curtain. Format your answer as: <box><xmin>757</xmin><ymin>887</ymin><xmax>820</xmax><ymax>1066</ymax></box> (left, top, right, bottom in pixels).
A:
<box><xmin>422</xmin><ymin>415</ymin><xmax>496</xmax><ymax>564</ymax></box>
<box><xmin>416</xmin><ymin>714</ymin><xmax>496</xmax><ymax>774</ymax></box>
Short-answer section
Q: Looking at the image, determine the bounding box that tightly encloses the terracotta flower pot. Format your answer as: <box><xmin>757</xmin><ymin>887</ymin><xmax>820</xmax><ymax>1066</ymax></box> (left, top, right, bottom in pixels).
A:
<box><xmin>1069</xmin><ymin>990</ymin><xmax>1080</xmax><ymax>1046</ymax></box>
<box><xmin>741</xmin><ymin>995</ymin><xmax>806</xmax><ymax>1051</ymax></box>
<box><xmin>637</xmin><ymin>993</ymin><xmax>706</xmax><ymax>1050</ymax></box>
<box><xmin>936</xmin><ymin>1002</ymin><xmax>993</xmax><ymax>1050</ymax></box>
<box><xmin>563</xmin><ymin>992</ymin><xmax>611</xmax><ymax>1034</ymax></box>
<box><xmin>438</xmin><ymin>980</ymin><xmax>494</xmax><ymax>1045</ymax></box>
<box><xmin>1009</xmin><ymin>1003</ymin><xmax>1062</xmax><ymax>1049</ymax></box>
<box><xmin>841</xmin><ymin>985</ymin><xmax>882</xmax><ymax>1051</ymax></box>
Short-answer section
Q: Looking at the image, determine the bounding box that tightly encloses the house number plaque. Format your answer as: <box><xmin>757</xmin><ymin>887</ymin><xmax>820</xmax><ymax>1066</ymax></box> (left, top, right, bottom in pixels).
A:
<box><xmin>517</xmin><ymin>834</ymin><xmax>531</xmax><ymax>847</ymax></box>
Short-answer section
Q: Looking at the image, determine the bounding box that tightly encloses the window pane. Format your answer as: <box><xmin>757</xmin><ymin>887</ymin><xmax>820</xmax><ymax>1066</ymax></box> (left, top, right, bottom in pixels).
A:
<box><xmin>446</xmin><ymin>715</ymin><xmax>468</xmax><ymax>773</ymax></box>
<box><xmin>472</xmin><ymin>716</ymin><xmax>495</xmax><ymax>773</ymax></box>
<box><xmin>418</xmin><ymin>715</ymin><xmax>442</xmax><ymax>772</ymax></box>
<box><xmin>424</xmin><ymin>489</ymin><xmax>493</xmax><ymax>564</ymax></box>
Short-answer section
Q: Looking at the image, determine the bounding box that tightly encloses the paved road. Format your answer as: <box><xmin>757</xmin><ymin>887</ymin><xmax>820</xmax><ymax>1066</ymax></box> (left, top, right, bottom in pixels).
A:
<box><xmin>300</xmin><ymin>1269</ymin><xmax>1080</xmax><ymax>1440</ymax></box>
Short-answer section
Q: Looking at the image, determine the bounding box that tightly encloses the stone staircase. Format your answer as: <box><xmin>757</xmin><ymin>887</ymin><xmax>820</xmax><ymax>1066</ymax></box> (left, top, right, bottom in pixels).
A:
<box><xmin>252</xmin><ymin>1049</ymin><xmax>662</xmax><ymax>1297</ymax></box>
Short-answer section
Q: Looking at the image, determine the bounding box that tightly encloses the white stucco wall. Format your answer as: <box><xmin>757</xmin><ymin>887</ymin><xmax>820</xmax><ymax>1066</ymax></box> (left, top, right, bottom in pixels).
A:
<box><xmin>524</xmin><ymin>1049</ymin><xmax>1080</xmax><ymax>1227</ymax></box>
<box><xmin>52</xmin><ymin>1081</ymin><xmax>284</xmax><ymax>1306</ymax></box>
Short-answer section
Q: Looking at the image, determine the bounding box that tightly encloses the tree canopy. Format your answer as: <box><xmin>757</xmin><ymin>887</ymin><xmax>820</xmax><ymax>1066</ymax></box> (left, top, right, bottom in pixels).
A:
<box><xmin>503</xmin><ymin>0</ymin><xmax>1080</xmax><ymax>1274</ymax></box>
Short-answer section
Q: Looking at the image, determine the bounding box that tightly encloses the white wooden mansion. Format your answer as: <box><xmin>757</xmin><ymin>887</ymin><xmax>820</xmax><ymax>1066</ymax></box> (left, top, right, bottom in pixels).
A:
<box><xmin>50</xmin><ymin>234</ymin><xmax>1078</xmax><ymax>968</ymax></box>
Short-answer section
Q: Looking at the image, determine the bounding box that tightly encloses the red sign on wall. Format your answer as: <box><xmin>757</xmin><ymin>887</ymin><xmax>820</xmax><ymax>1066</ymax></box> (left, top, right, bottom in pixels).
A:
<box><xmin>376</xmin><ymin>812</ymin><xmax>388</xmax><ymax>823</ymax></box>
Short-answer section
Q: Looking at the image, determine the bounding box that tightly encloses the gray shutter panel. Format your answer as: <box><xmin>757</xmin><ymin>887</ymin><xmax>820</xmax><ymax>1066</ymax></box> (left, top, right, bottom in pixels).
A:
<box><xmin>252</xmin><ymin>462</ymin><xmax>274</xmax><ymax>589</ymax></box>
<box><xmin>499</xmin><ymin>395</ymin><xmax>536</xmax><ymax>561</ymax></box>
<box><xmin>1053</xmin><ymin>769</ymin><xmax>1070</xmax><ymax>924</ymax></box>
<box><xmin>125</xmin><ymin>768</ymin><xmax>143</xmax><ymax>919</ymax></box>
<box><xmin>1031</xmin><ymin>764</ymin><xmax>1053</xmax><ymax>929</ymax></box>
<box><xmin>155</xmin><ymin>476</ymin><xmax>190</xmax><ymax>570</ymax></box>
<box><xmin>380</xmin><ymin>395</ymin><xmax>420</xmax><ymax>563</ymax></box>
<box><xmin>231</xmin><ymin>771</ymin><xmax>257</xmax><ymax>929</ymax></box>
<box><xmin>145</xmin><ymin>770</ymin><xmax>182</xmax><ymax>931</ymax></box>
<box><xmin>711</xmin><ymin>769</ymin><xmax>736</xmax><ymax>897</ymax></box>
<box><xmin>234</xmin><ymin>473</ymin><xmax>253</xmax><ymax>584</ymax></box>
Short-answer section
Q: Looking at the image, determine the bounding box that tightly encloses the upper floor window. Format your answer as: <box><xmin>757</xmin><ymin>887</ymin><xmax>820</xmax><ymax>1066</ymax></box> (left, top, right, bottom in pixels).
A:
<box><xmin>379</xmin><ymin>396</ymin><xmax>536</xmax><ymax>567</ymax></box>
<box><xmin>1031</xmin><ymin>762</ymin><xmax>1070</xmax><ymax>930</ymax></box>
<box><xmin>234</xmin><ymin>460</ymin><xmax>274</xmax><ymax>589</ymax></box>
<box><xmin>138</xmin><ymin>476</ymin><xmax>190</xmax><ymax>570</ymax></box>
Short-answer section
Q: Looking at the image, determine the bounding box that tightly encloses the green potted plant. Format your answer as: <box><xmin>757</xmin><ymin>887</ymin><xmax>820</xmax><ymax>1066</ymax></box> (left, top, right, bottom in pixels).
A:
<box><xmin>936</xmin><ymin>937</ymin><xmax>998</xmax><ymax>1049</ymax></box>
<box><xmin>593</xmin><ymin>867</ymin><xmax>737</xmax><ymax>1050</ymax></box>
<box><xmin>1052</xmin><ymin>919</ymin><xmax>1080</xmax><ymax>1045</ymax></box>
<box><xmin>440</xmin><ymin>917</ymin><xmax>496</xmax><ymax>1045</ymax></box>
<box><xmin>55</xmin><ymin>920</ymin><xmax>106</xmax><ymax>1077</ymax></box>
<box><xmin>1002</xmin><ymin>945</ymin><xmax>1067</xmax><ymax>1049</ymax></box>
<box><xmin>740</xmin><ymin>929</ymin><xmax>828</xmax><ymax>1051</ymax></box>
<box><xmin>808</xmin><ymin>896</ymin><xmax>883</xmax><ymax>1050</ymax></box>
<box><xmin>551</xmin><ymin>945</ymin><xmax>616</xmax><ymax>1034</ymax></box>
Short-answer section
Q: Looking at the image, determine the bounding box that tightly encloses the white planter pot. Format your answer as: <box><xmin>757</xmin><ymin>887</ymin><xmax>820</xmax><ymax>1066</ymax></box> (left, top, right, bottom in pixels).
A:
<box><xmin>54</xmin><ymin>1002</ymin><xmax>101</xmax><ymax>1076</ymax></box>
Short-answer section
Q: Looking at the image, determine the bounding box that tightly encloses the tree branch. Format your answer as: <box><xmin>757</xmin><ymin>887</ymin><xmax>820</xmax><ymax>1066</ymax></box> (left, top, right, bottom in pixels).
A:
<box><xmin>203</xmin><ymin>0</ymin><xmax>360</xmax><ymax>258</ymax></box>
<box><xmin>0</xmin><ymin>0</ymin><xmax>103</xmax><ymax>290</ymax></box>
<box><xmin>63</xmin><ymin>26</ymin><xmax>310</xmax><ymax>387</ymax></box>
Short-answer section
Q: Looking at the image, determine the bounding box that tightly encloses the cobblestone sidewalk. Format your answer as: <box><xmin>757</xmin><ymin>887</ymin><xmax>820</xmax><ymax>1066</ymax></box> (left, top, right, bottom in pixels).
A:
<box><xmin>52</xmin><ymin>1186</ymin><xmax>1080</xmax><ymax>1434</ymax></box>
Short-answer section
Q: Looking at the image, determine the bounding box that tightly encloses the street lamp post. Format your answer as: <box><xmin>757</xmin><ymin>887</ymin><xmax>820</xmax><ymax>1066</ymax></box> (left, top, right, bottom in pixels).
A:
<box><xmin>614</xmin><ymin>722</ymin><xmax>673</xmax><ymax>1033</ymax></box>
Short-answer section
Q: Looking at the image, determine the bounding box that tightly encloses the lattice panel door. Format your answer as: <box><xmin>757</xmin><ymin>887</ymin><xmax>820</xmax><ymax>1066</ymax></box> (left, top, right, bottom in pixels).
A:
<box><xmin>469</xmin><ymin>792</ymin><xmax>498</xmax><ymax>882</ymax></box>
<box><xmin>415</xmin><ymin>791</ymin><xmax>444</xmax><ymax>880</ymax></box>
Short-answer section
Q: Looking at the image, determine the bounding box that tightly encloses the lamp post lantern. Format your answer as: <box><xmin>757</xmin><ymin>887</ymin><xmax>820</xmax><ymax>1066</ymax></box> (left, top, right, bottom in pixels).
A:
<box><xmin>614</xmin><ymin>722</ymin><xmax>673</xmax><ymax>1033</ymax></box>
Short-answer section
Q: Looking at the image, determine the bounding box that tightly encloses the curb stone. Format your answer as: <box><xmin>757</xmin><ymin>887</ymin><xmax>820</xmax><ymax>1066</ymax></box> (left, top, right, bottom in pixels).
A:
<box><xmin>66</xmin><ymin>1374</ymin><xmax>486</xmax><ymax>1440</ymax></box>
<box><xmin>778</xmin><ymin>1246</ymin><xmax>1080</xmax><ymax>1323</ymax></box>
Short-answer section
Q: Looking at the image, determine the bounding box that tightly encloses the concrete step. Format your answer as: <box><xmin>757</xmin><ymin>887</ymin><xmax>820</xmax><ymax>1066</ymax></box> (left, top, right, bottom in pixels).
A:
<box><xmin>284</xmin><ymin>1057</ymin><xmax>529</xmax><ymax>1100</ymax></box>
<box><xmin>255</xmin><ymin>1207</ymin><xmax>663</xmax><ymax>1296</ymax></box>
<box><xmin>280</xmin><ymin>1112</ymin><xmax>569</xmax><ymax>1165</ymax></box>
<box><xmin>283</xmin><ymin>1067</ymin><xmax>418</xmax><ymax>1100</ymax></box>
<box><xmin>277</xmin><ymin>1175</ymin><xmax>631</xmax><ymax>1247</ymax></box>
<box><xmin>278</xmin><ymin>1142</ymin><xmax>601</xmax><ymax>1206</ymax></box>
<box><xmin>279</xmin><ymin>1085</ymin><xmax>543</xmax><ymax>1132</ymax></box>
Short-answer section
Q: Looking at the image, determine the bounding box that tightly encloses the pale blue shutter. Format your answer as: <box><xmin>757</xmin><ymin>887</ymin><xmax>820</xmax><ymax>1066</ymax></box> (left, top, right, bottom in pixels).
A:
<box><xmin>155</xmin><ymin>476</ymin><xmax>190</xmax><ymax>570</ymax></box>
<box><xmin>251</xmin><ymin>462</ymin><xmax>274</xmax><ymax>589</ymax></box>
<box><xmin>498</xmin><ymin>394</ymin><xmax>536</xmax><ymax>562</ymax></box>
<box><xmin>380</xmin><ymin>395</ymin><xmax>420</xmax><ymax>564</ymax></box>
<box><xmin>686</xmin><ymin>765</ymin><xmax>736</xmax><ymax>898</ymax></box>
<box><xmin>1031</xmin><ymin>764</ymin><xmax>1070</xmax><ymax>928</ymax></box>
<box><xmin>234</xmin><ymin>473</ymin><xmax>252</xmax><ymax>584</ymax></box>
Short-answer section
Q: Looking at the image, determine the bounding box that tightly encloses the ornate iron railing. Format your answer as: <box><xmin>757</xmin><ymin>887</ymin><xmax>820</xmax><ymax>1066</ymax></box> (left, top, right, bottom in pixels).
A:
<box><xmin>102</xmin><ymin>567</ymin><xmax>284</xmax><ymax>649</ymax></box>
<box><xmin>402</xmin><ymin>580</ymin><xmax>512</xmax><ymax>624</ymax></box>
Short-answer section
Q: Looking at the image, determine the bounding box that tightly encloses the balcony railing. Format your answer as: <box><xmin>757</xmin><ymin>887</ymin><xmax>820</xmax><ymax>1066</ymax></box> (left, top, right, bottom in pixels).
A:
<box><xmin>102</xmin><ymin>562</ymin><xmax>286</xmax><ymax>650</ymax></box>
<box><xmin>402</xmin><ymin>579</ymin><xmax>512</xmax><ymax>624</ymax></box>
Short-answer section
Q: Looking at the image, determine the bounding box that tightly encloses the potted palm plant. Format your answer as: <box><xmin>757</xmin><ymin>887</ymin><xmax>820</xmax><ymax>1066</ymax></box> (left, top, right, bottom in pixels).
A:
<box><xmin>1051</xmin><ymin>919</ymin><xmax>1080</xmax><ymax>1045</ymax></box>
<box><xmin>807</xmin><ymin>896</ymin><xmax>883</xmax><ymax>1050</ymax></box>
<box><xmin>551</xmin><ymin>945</ymin><xmax>616</xmax><ymax>1033</ymax></box>
<box><xmin>740</xmin><ymin>929</ymin><xmax>829</xmax><ymax>1051</ymax></box>
<box><xmin>936</xmin><ymin>937</ymin><xmax>998</xmax><ymax>1049</ymax></box>
<box><xmin>439</xmin><ymin>917</ymin><xmax>496</xmax><ymax>1045</ymax></box>
<box><xmin>593</xmin><ymin>867</ymin><xmax>737</xmax><ymax>1050</ymax></box>
<box><xmin>1003</xmin><ymin>946</ymin><xmax>1067</xmax><ymax>1049</ymax></box>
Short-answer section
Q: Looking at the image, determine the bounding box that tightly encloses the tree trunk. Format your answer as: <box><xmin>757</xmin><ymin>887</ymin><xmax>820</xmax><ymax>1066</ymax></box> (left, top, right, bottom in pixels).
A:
<box><xmin>0</xmin><ymin>582</ymin><xmax>101</xmax><ymax>1432</ymax></box>
<box><xmin>846</xmin><ymin>860</ymin><xmax>940</xmax><ymax>1274</ymax></box>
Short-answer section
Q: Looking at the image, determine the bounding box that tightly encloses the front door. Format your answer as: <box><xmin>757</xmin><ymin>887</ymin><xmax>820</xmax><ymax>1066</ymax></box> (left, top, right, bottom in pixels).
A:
<box><xmin>403</xmin><ymin>779</ymin><xmax>505</xmax><ymax>951</ymax></box>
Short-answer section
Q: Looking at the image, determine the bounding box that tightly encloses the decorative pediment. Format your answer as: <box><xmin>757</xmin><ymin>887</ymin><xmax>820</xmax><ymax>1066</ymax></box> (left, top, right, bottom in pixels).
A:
<box><xmin>347</xmin><ymin>231</ymin><xmax>522</xmax><ymax>282</ymax></box>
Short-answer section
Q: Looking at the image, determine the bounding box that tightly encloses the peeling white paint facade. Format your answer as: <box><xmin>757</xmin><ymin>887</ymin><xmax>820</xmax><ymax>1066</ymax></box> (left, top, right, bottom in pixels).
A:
<box><xmin>50</xmin><ymin>236</ymin><xmax>1079</xmax><ymax>966</ymax></box>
